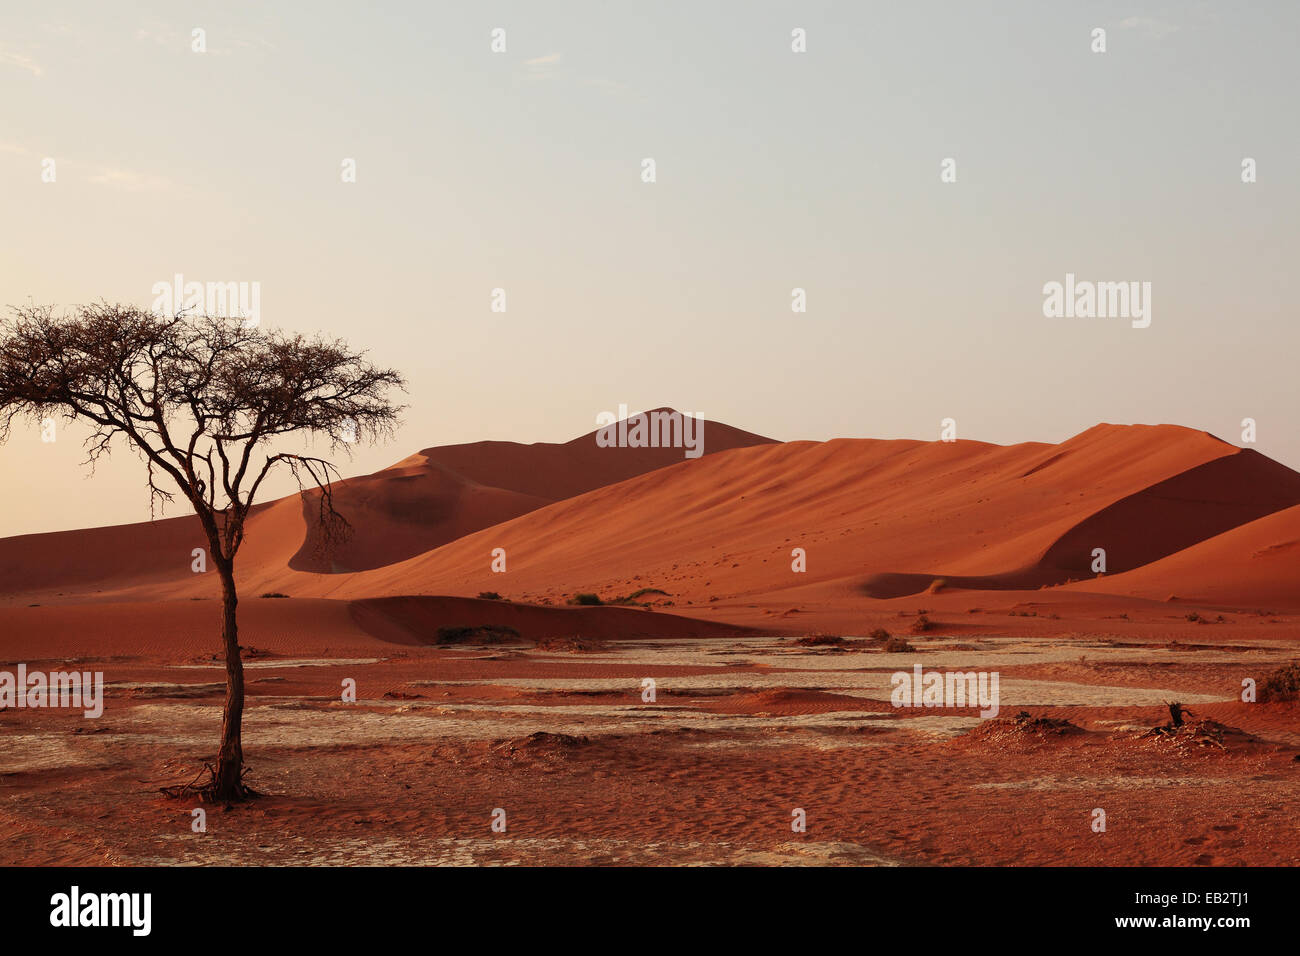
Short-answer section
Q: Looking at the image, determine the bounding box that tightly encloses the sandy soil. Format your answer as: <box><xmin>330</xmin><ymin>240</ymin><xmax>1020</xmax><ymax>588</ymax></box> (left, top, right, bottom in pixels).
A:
<box><xmin>1</xmin><ymin>604</ymin><xmax>1295</xmax><ymax>866</ymax></box>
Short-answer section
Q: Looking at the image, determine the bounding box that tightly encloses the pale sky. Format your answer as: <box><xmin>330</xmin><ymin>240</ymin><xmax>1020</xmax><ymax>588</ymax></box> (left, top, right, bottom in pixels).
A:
<box><xmin>2</xmin><ymin>1</ymin><xmax>1297</xmax><ymax>536</ymax></box>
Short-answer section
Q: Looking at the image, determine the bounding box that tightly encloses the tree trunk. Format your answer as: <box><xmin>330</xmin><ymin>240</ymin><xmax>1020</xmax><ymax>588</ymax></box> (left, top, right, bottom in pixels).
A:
<box><xmin>212</xmin><ymin>561</ymin><xmax>248</xmax><ymax>799</ymax></box>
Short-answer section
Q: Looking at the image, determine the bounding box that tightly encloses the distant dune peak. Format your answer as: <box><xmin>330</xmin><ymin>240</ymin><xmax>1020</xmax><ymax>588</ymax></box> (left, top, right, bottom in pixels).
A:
<box><xmin>592</xmin><ymin>405</ymin><xmax>706</xmax><ymax>459</ymax></box>
<box><xmin>573</xmin><ymin>405</ymin><xmax>773</xmax><ymax>450</ymax></box>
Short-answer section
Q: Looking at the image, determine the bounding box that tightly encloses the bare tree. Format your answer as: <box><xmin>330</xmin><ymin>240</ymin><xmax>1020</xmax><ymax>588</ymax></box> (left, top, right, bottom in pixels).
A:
<box><xmin>0</xmin><ymin>303</ymin><xmax>405</xmax><ymax>800</ymax></box>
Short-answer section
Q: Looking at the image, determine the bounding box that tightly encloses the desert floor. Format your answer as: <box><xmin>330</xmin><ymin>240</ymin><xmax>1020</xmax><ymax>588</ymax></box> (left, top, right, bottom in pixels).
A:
<box><xmin>2</xmin><ymin>598</ymin><xmax>1296</xmax><ymax>866</ymax></box>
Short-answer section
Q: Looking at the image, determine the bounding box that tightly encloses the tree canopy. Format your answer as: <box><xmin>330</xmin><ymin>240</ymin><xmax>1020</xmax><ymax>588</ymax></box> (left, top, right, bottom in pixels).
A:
<box><xmin>0</xmin><ymin>302</ymin><xmax>406</xmax><ymax>561</ymax></box>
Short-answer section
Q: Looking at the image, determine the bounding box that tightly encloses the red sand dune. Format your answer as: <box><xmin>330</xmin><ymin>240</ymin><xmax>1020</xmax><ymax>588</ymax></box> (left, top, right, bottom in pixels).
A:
<box><xmin>0</xmin><ymin>409</ymin><xmax>770</xmax><ymax>600</ymax></box>
<box><xmin>3</xmin><ymin>418</ymin><xmax>1299</xmax><ymax>620</ymax></box>
<box><xmin>290</xmin><ymin>423</ymin><xmax>1300</xmax><ymax>613</ymax></box>
<box><xmin>0</xmin><ymin>496</ymin><xmax>302</xmax><ymax>604</ymax></box>
<box><xmin>290</xmin><ymin>454</ymin><xmax>553</xmax><ymax>573</ymax></box>
<box><xmin>290</xmin><ymin>408</ymin><xmax>773</xmax><ymax>572</ymax></box>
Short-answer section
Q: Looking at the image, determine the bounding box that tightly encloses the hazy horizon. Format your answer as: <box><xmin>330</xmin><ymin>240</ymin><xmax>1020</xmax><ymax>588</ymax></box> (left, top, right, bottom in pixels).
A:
<box><xmin>3</xmin><ymin>0</ymin><xmax>1298</xmax><ymax>536</ymax></box>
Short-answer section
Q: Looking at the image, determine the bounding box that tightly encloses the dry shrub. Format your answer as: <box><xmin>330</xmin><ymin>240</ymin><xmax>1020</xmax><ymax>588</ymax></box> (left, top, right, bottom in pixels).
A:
<box><xmin>1259</xmin><ymin>662</ymin><xmax>1300</xmax><ymax>703</ymax></box>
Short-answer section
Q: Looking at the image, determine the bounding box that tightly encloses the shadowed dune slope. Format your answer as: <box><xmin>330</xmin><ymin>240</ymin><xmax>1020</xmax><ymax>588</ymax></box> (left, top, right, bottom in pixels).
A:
<box><xmin>290</xmin><ymin>455</ymin><xmax>553</xmax><ymax>573</ymax></box>
<box><xmin>349</xmin><ymin>595</ymin><xmax>763</xmax><ymax>645</ymax></box>
<box><xmin>1064</xmin><ymin>502</ymin><xmax>1300</xmax><ymax>609</ymax></box>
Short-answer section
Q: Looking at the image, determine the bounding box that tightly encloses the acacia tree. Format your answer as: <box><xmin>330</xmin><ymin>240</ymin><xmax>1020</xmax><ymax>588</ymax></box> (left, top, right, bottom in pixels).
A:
<box><xmin>0</xmin><ymin>303</ymin><xmax>405</xmax><ymax>800</ymax></box>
